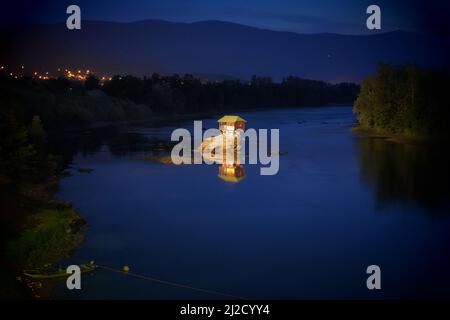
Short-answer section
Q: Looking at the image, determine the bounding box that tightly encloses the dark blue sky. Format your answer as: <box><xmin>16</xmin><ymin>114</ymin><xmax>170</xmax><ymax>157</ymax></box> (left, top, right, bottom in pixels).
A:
<box><xmin>2</xmin><ymin>0</ymin><xmax>450</xmax><ymax>34</ymax></box>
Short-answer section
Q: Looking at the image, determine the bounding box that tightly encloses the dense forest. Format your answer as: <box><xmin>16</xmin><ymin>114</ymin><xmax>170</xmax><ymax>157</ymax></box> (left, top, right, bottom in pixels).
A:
<box><xmin>353</xmin><ymin>63</ymin><xmax>450</xmax><ymax>138</ymax></box>
<box><xmin>101</xmin><ymin>74</ymin><xmax>359</xmax><ymax>114</ymax></box>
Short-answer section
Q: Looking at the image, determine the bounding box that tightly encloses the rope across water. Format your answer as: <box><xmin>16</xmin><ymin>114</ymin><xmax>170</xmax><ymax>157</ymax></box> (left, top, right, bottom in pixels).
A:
<box><xmin>95</xmin><ymin>264</ymin><xmax>246</xmax><ymax>300</ymax></box>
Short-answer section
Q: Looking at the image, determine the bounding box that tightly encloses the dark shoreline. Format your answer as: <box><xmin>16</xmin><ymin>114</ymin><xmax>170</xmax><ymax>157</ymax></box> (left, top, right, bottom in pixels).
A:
<box><xmin>350</xmin><ymin>126</ymin><xmax>450</xmax><ymax>145</ymax></box>
<box><xmin>0</xmin><ymin>169</ymin><xmax>87</xmax><ymax>300</ymax></box>
<box><xmin>47</xmin><ymin>103</ymin><xmax>354</xmax><ymax>134</ymax></box>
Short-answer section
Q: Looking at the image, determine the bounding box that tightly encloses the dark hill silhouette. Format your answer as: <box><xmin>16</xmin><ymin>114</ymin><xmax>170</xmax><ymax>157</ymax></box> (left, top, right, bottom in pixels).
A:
<box><xmin>1</xmin><ymin>20</ymin><xmax>449</xmax><ymax>82</ymax></box>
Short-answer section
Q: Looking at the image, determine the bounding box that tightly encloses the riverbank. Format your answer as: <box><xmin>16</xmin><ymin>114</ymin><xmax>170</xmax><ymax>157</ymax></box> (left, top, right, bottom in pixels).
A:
<box><xmin>0</xmin><ymin>173</ymin><xmax>86</xmax><ymax>299</ymax></box>
<box><xmin>350</xmin><ymin>126</ymin><xmax>436</xmax><ymax>145</ymax></box>
<box><xmin>49</xmin><ymin>103</ymin><xmax>354</xmax><ymax>134</ymax></box>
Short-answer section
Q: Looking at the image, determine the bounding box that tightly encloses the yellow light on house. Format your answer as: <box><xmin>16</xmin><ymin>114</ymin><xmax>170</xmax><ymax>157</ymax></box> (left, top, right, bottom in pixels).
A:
<box><xmin>34</xmin><ymin>72</ymin><xmax>37</xmax><ymax>75</ymax></box>
<box><xmin>21</xmin><ymin>65</ymin><xmax>25</xmax><ymax>69</ymax></box>
<box><xmin>226</xmin><ymin>167</ymin><xmax>236</xmax><ymax>174</ymax></box>
<box><xmin>86</xmin><ymin>69</ymin><xmax>90</xmax><ymax>74</ymax></box>
<box><xmin>78</xmin><ymin>70</ymin><xmax>81</xmax><ymax>73</ymax></box>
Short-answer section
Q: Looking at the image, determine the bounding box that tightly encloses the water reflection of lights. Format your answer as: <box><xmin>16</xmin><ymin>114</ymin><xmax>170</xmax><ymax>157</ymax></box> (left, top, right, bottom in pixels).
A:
<box><xmin>218</xmin><ymin>163</ymin><xmax>245</xmax><ymax>183</ymax></box>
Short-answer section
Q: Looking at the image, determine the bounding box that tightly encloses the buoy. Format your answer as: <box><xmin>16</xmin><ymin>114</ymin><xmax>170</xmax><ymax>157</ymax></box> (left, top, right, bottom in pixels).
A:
<box><xmin>123</xmin><ymin>265</ymin><xmax>130</xmax><ymax>273</ymax></box>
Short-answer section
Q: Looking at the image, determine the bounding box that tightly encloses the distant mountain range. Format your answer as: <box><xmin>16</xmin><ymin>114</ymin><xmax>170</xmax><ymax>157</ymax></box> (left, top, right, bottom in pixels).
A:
<box><xmin>2</xmin><ymin>20</ymin><xmax>450</xmax><ymax>82</ymax></box>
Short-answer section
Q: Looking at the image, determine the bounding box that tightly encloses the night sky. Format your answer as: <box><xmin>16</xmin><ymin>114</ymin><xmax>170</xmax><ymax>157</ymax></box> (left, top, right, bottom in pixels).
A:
<box><xmin>1</xmin><ymin>0</ymin><xmax>450</xmax><ymax>34</ymax></box>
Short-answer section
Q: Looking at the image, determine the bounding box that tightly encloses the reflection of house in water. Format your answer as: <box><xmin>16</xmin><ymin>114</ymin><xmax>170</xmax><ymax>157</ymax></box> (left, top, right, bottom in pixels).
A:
<box><xmin>218</xmin><ymin>163</ymin><xmax>245</xmax><ymax>183</ymax></box>
<box><xmin>217</xmin><ymin>115</ymin><xmax>247</xmax><ymax>183</ymax></box>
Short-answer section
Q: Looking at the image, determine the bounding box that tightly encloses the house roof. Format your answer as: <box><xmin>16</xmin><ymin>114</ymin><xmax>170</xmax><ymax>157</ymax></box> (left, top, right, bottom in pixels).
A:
<box><xmin>217</xmin><ymin>115</ymin><xmax>247</xmax><ymax>123</ymax></box>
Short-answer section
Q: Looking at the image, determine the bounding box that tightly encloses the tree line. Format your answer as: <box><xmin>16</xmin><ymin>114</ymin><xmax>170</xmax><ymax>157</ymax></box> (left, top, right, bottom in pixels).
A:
<box><xmin>1</xmin><ymin>71</ymin><xmax>359</xmax><ymax>128</ymax></box>
<box><xmin>100</xmin><ymin>74</ymin><xmax>359</xmax><ymax>115</ymax></box>
<box><xmin>354</xmin><ymin>63</ymin><xmax>450</xmax><ymax>138</ymax></box>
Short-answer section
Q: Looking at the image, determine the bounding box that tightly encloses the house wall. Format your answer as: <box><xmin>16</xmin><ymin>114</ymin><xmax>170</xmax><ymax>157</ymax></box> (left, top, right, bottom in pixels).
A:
<box><xmin>219</xmin><ymin>121</ymin><xmax>245</xmax><ymax>132</ymax></box>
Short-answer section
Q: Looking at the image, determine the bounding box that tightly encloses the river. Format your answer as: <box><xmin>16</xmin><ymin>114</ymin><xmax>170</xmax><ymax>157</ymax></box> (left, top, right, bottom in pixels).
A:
<box><xmin>51</xmin><ymin>106</ymin><xmax>450</xmax><ymax>299</ymax></box>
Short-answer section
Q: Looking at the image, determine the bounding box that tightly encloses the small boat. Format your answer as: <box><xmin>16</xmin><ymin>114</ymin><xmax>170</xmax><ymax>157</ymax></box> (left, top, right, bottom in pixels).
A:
<box><xmin>23</xmin><ymin>263</ymin><xmax>96</xmax><ymax>280</ymax></box>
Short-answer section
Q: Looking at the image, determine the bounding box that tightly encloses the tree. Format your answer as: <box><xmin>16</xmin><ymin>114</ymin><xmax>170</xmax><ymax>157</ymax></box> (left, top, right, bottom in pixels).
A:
<box><xmin>0</xmin><ymin>111</ymin><xmax>37</xmax><ymax>181</ymax></box>
<box><xmin>353</xmin><ymin>63</ymin><xmax>450</xmax><ymax>137</ymax></box>
<box><xmin>84</xmin><ymin>75</ymin><xmax>100</xmax><ymax>90</ymax></box>
<box><xmin>29</xmin><ymin>115</ymin><xmax>46</xmax><ymax>154</ymax></box>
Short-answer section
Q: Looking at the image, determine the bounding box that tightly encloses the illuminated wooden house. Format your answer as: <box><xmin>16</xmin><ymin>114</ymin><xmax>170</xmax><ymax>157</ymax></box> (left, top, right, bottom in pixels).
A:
<box><xmin>217</xmin><ymin>115</ymin><xmax>246</xmax><ymax>134</ymax></box>
<box><xmin>218</xmin><ymin>164</ymin><xmax>246</xmax><ymax>183</ymax></box>
<box><xmin>214</xmin><ymin>116</ymin><xmax>247</xmax><ymax>183</ymax></box>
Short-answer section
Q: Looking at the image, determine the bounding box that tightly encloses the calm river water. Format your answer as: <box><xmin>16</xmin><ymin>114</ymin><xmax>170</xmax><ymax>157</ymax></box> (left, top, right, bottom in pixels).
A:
<box><xmin>52</xmin><ymin>106</ymin><xmax>450</xmax><ymax>299</ymax></box>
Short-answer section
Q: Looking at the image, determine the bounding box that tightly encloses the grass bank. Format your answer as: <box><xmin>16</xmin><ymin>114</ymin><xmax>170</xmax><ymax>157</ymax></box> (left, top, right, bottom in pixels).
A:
<box><xmin>0</xmin><ymin>176</ymin><xmax>86</xmax><ymax>299</ymax></box>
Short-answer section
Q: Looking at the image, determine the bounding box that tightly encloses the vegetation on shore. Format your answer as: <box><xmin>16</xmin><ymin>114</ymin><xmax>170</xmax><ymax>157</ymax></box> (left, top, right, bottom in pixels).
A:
<box><xmin>0</xmin><ymin>179</ymin><xmax>86</xmax><ymax>299</ymax></box>
<box><xmin>353</xmin><ymin>63</ymin><xmax>450</xmax><ymax>139</ymax></box>
<box><xmin>0</xmin><ymin>72</ymin><xmax>152</xmax><ymax>129</ymax></box>
<box><xmin>6</xmin><ymin>204</ymin><xmax>85</xmax><ymax>269</ymax></box>
<box><xmin>102</xmin><ymin>74</ymin><xmax>358</xmax><ymax>114</ymax></box>
<box><xmin>0</xmin><ymin>100</ymin><xmax>85</xmax><ymax>298</ymax></box>
<box><xmin>1</xmin><ymin>71</ymin><xmax>358</xmax><ymax>129</ymax></box>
